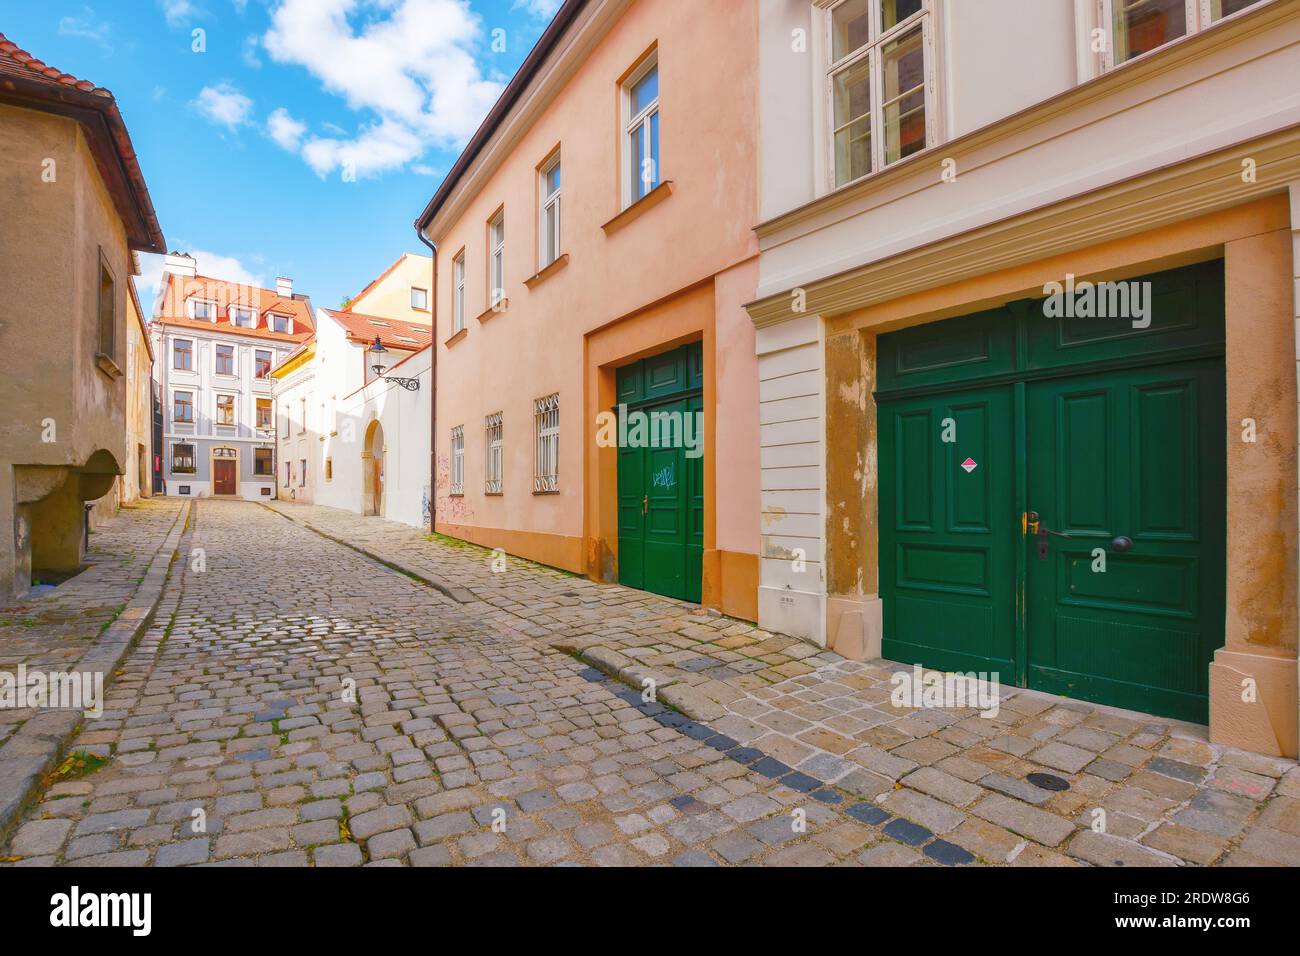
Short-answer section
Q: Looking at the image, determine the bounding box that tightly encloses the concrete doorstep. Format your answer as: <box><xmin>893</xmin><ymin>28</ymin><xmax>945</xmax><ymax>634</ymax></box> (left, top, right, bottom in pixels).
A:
<box><xmin>0</xmin><ymin>501</ymin><xmax>190</xmax><ymax>844</ymax></box>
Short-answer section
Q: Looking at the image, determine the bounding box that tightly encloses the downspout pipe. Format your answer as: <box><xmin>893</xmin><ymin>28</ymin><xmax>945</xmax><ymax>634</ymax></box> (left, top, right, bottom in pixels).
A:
<box><xmin>416</xmin><ymin>227</ymin><xmax>438</xmax><ymax>533</ymax></box>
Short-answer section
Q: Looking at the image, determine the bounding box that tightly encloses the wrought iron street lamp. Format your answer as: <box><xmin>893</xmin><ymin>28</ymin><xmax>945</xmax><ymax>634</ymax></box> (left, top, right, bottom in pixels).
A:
<box><xmin>368</xmin><ymin>335</ymin><xmax>420</xmax><ymax>391</ymax></box>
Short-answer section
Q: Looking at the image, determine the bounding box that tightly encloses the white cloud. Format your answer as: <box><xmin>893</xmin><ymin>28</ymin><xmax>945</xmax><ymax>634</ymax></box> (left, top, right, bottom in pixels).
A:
<box><xmin>160</xmin><ymin>0</ymin><xmax>204</xmax><ymax>27</ymax></box>
<box><xmin>58</xmin><ymin>8</ymin><xmax>113</xmax><ymax>51</ymax></box>
<box><xmin>411</xmin><ymin>163</ymin><xmax>437</xmax><ymax>176</ymax></box>
<box><xmin>267</xmin><ymin>107</ymin><xmax>307</xmax><ymax>150</ymax></box>
<box><xmin>192</xmin><ymin>82</ymin><xmax>254</xmax><ymax>129</ymax></box>
<box><xmin>261</xmin><ymin>0</ymin><xmax>503</xmax><ymax>179</ymax></box>
<box><xmin>242</xmin><ymin>34</ymin><xmax>262</xmax><ymax>68</ymax></box>
<box><xmin>514</xmin><ymin>0</ymin><xmax>562</xmax><ymax>18</ymax></box>
<box><xmin>134</xmin><ymin>248</ymin><xmax>266</xmax><ymax>311</ymax></box>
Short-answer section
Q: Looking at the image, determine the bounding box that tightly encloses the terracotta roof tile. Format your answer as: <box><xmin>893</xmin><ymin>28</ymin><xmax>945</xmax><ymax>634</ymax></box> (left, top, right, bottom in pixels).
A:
<box><xmin>156</xmin><ymin>273</ymin><xmax>315</xmax><ymax>344</ymax></box>
<box><xmin>324</xmin><ymin>308</ymin><xmax>433</xmax><ymax>350</ymax></box>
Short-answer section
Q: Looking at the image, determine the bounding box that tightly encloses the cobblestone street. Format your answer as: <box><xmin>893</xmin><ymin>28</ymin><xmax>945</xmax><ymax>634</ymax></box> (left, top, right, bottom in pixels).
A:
<box><xmin>2</xmin><ymin>499</ymin><xmax>1297</xmax><ymax>867</ymax></box>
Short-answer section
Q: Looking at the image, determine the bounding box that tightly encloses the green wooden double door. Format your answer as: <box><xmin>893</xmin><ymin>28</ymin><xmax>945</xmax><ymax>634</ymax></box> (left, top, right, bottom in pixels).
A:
<box><xmin>616</xmin><ymin>342</ymin><xmax>705</xmax><ymax>603</ymax></box>
<box><xmin>878</xmin><ymin>262</ymin><xmax>1226</xmax><ymax>723</ymax></box>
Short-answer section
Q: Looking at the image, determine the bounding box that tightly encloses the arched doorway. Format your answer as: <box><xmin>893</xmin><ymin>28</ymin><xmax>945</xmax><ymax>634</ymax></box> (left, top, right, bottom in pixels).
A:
<box><xmin>362</xmin><ymin>420</ymin><xmax>385</xmax><ymax>517</ymax></box>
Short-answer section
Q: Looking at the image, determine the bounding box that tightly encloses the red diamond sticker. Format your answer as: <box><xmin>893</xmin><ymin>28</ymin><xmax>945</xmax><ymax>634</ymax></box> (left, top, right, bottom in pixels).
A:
<box><xmin>961</xmin><ymin>458</ymin><xmax>977</xmax><ymax>473</ymax></box>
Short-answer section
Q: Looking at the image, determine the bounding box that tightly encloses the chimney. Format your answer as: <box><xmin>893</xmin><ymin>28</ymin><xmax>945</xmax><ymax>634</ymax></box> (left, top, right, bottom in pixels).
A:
<box><xmin>163</xmin><ymin>251</ymin><xmax>197</xmax><ymax>278</ymax></box>
<box><xmin>276</xmin><ymin>276</ymin><xmax>293</xmax><ymax>298</ymax></box>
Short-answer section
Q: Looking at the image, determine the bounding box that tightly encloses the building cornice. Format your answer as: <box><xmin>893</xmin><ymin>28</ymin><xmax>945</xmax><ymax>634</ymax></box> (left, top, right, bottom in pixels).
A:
<box><xmin>746</xmin><ymin>123</ymin><xmax>1300</xmax><ymax>328</ymax></box>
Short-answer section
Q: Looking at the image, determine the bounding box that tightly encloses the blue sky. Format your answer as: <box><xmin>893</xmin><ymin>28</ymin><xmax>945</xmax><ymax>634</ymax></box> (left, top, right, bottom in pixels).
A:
<box><xmin>4</xmin><ymin>0</ymin><xmax>561</xmax><ymax>310</ymax></box>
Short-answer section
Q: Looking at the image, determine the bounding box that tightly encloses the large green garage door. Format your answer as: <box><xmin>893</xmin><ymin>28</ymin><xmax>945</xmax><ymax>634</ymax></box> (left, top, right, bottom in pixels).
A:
<box><xmin>878</xmin><ymin>261</ymin><xmax>1226</xmax><ymax>723</ymax></box>
<box><xmin>616</xmin><ymin>342</ymin><xmax>705</xmax><ymax>603</ymax></box>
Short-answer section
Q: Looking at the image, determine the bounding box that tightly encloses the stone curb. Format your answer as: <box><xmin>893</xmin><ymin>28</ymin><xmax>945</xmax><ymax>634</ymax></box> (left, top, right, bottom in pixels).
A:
<box><xmin>574</xmin><ymin>646</ymin><xmax>726</xmax><ymax>722</ymax></box>
<box><xmin>260</xmin><ymin>504</ymin><xmax>477</xmax><ymax>605</ymax></box>
<box><xmin>0</xmin><ymin>501</ymin><xmax>190</xmax><ymax>844</ymax></box>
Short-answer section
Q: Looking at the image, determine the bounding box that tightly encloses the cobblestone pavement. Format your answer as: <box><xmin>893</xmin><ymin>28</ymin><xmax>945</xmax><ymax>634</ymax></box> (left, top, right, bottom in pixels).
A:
<box><xmin>3</xmin><ymin>498</ymin><xmax>1297</xmax><ymax>867</ymax></box>
<box><xmin>0</xmin><ymin>499</ymin><xmax>184</xmax><ymax>751</ymax></box>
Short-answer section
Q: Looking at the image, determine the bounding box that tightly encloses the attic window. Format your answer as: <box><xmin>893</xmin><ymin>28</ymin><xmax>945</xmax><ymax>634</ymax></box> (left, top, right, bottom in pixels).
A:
<box><xmin>368</xmin><ymin>320</ymin><xmax>391</xmax><ymax>327</ymax></box>
<box><xmin>230</xmin><ymin>305</ymin><xmax>256</xmax><ymax>327</ymax></box>
<box><xmin>396</xmin><ymin>336</ymin><xmax>418</xmax><ymax>345</ymax></box>
<box><xmin>270</xmin><ymin>314</ymin><xmax>292</xmax><ymax>334</ymax></box>
<box><xmin>191</xmin><ymin>299</ymin><xmax>218</xmax><ymax>321</ymax></box>
<box><xmin>412</xmin><ymin>328</ymin><xmax>432</xmax><ymax>336</ymax></box>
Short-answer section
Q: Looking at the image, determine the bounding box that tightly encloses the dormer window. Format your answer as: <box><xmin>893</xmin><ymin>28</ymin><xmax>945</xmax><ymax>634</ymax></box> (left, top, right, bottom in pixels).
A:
<box><xmin>270</xmin><ymin>314</ymin><xmax>293</xmax><ymax>334</ymax></box>
<box><xmin>191</xmin><ymin>299</ymin><xmax>218</xmax><ymax>321</ymax></box>
<box><xmin>230</xmin><ymin>305</ymin><xmax>256</xmax><ymax>328</ymax></box>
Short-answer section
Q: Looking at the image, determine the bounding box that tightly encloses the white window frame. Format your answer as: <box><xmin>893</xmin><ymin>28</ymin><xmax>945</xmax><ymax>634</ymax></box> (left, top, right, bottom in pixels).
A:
<box><xmin>1099</xmin><ymin>0</ymin><xmax>1268</xmax><ymax>71</ymax></box>
<box><xmin>450</xmin><ymin>425</ymin><xmax>465</xmax><ymax>496</ymax></box>
<box><xmin>230</xmin><ymin>305</ymin><xmax>256</xmax><ymax>328</ymax></box>
<box><xmin>485</xmin><ymin>412</ymin><xmax>503</xmax><ymax>494</ymax></box>
<box><xmin>488</xmin><ymin>210</ymin><xmax>506</xmax><ymax>308</ymax></box>
<box><xmin>270</xmin><ymin>313</ymin><xmax>293</xmax><ymax>334</ymax></box>
<box><xmin>819</xmin><ymin>0</ymin><xmax>938</xmax><ymax>191</ymax></box>
<box><xmin>452</xmin><ymin>251</ymin><xmax>466</xmax><ymax>332</ymax></box>
<box><xmin>411</xmin><ymin>286</ymin><xmax>428</xmax><ymax>311</ymax></box>
<box><xmin>533</xmin><ymin>394</ymin><xmax>560</xmax><ymax>494</ymax></box>
<box><xmin>189</xmin><ymin>298</ymin><xmax>218</xmax><ymax>321</ymax></box>
<box><xmin>539</xmin><ymin>152</ymin><xmax>562</xmax><ymax>269</ymax></box>
<box><xmin>622</xmin><ymin>53</ymin><xmax>660</xmax><ymax>208</ymax></box>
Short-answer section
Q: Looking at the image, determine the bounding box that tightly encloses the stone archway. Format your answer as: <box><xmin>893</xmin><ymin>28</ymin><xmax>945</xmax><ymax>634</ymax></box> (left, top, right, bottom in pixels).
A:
<box><xmin>362</xmin><ymin>420</ymin><xmax>385</xmax><ymax>517</ymax></box>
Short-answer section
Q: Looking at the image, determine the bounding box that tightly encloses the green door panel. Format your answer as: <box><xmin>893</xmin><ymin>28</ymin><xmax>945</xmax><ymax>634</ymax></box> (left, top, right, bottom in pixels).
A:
<box><xmin>877</xmin><ymin>260</ymin><xmax>1227</xmax><ymax>724</ymax></box>
<box><xmin>615</xmin><ymin>343</ymin><xmax>704</xmax><ymax>604</ymax></box>
<box><xmin>880</xmin><ymin>385</ymin><xmax>1017</xmax><ymax>679</ymax></box>
<box><xmin>1025</xmin><ymin>362</ymin><xmax>1225</xmax><ymax>723</ymax></box>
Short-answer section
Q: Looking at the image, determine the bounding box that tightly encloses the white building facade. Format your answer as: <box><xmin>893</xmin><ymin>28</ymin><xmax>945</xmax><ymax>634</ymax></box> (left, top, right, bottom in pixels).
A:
<box><xmin>153</xmin><ymin>253</ymin><xmax>313</xmax><ymax>500</ymax></box>
<box><xmin>751</xmin><ymin>0</ymin><xmax>1300</xmax><ymax>756</ymax></box>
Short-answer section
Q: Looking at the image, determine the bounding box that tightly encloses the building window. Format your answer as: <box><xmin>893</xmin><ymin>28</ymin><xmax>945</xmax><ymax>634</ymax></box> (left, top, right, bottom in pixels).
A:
<box><xmin>231</xmin><ymin>305</ymin><xmax>256</xmax><ymax>328</ymax></box>
<box><xmin>411</xmin><ymin>287</ymin><xmax>428</xmax><ymax>311</ymax></box>
<box><xmin>1103</xmin><ymin>0</ymin><xmax>1265</xmax><ymax>68</ymax></box>
<box><xmin>255</xmin><ymin>349</ymin><xmax>273</xmax><ymax>378</ymax></box>
<box><xmin>325</xmin><ymin>457</ymin><xmax>333</xmax><ymax>481</ymax></box>
<box><xmin>216</xmin><ymin>394</ymin><xmax>236</xmax><ymax>426</ymax></box>
<box><xmin>97</xmin><ymin>253</ymin><xmax>115</xmax><ymax>359</ymax></box>
<box><xmin>533</xmin><ymin>394</ymin><xmax>559</xmax><ymax>494</ymax></box>
<box><xmin>488</xmin><ymin>210</ymin><xmax>505</xmax><ymax>308</ymax></box>
<box><xmin>624</xmin><ymin>55</ymin><xmax>660</xmax><ymax>205</ymax></box>
<box><xmin>300</xmin><ymin>459</ymin><xmax>307</xmax><ymax>487</ymax></box>
<box><xmin>453</xmin><ymin>251</ymin><xmax>466</xmax><ymax>332</ymax></box>
<box><xmin>284</xmin><ymin>462</ymin><xmax>291</xmax><ymax>486</ymax></box>
<box><xmin>270</xmin><ymin>314</ymin><xmax>292</xmax><ymax>334</ymax></box>
<box><xmin>450</xmin><ymin>425</ymin><xmax>464</xmax><ymax>496</ymax></box>
<box><xmin>173</xmin><ymin>339</ymin><xmax>193</xmax><ymax>371</ymax></box>
<box><xmin>256</xmin><ymin>398</ymin><xmax>272</xmax><ymax>430</ymax></box>
<box><xmin>825</xmin><ymin>0</ymin><xmax>933</xmax><ymax>187</ymax></box>
<box><xmin>254</xmin><ymin>446</ymin><xmax>273</xmax><ymax>476</ymax></box>
<box><xmin>173</xmin><ymin>390</ymin><xmax>194</xmax><ymax>423</ymax></box>
<box><xmin>540</xmin><ymin>153</ymin><xmax>562</xmax><ymax>269</ymax></box>
<box><xmin>172</xmin><ymin>443</ymin><xmax>196</xmax><ymax>474</ymax></box>
<box><xmin>215</xmin><ymin>343</ymin><xmax>235</xmax><ymax>376</ymax></box>
<box><xmin>299</xmin><ymin>397</ymin><xmax>307</xmax><ymax>434</ymax></box>
<box><xmin>485</xmin><ymin>413</ymin><xmax>503</xmax><ymax>494</ymax></box>
<box><xmin>191</xmin><ymin>299</ymin><xmax>217</xmax><ymax>321</ymax></box>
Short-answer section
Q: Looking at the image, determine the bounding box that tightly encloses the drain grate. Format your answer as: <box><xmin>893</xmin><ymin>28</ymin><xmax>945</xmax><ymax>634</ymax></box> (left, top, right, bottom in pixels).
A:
<box><xmin>1026</xmin><ymin>772</ymin><xmax>1071</xmax><ymax>791</ymax></box>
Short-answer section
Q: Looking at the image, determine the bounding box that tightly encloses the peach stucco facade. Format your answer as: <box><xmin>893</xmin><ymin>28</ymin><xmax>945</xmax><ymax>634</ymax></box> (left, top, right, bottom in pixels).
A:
<box><xmin>422</xmin><ymin>0</ymin><xmax>761</xmax><ymax>619</ymax></box>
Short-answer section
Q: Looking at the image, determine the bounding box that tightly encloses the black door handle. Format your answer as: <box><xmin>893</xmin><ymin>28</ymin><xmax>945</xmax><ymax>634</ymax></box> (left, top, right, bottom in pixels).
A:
<box><xmin>1110</xmin><ymin>536</ymin><xmax>1133</xmax><ymax>553</ymax></box>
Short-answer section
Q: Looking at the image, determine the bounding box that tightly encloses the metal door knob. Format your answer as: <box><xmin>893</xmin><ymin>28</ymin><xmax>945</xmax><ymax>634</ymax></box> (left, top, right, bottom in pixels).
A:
<box><xmin>1110</xmin><ymin>536</ymin><xmax>1133</xmax><ymax>553</ymax></box>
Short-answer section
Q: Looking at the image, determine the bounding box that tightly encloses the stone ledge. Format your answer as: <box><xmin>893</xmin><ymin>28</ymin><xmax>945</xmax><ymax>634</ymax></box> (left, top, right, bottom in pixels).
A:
<box><xmin>0</xmin><ymin>500</ymin><xmax>189</xmax><ymax>844</ymax></box>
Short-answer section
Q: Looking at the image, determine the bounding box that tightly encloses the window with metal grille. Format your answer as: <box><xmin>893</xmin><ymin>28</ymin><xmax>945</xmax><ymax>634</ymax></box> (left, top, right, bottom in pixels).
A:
<box><xmin>533</xmin><ymin>394</ymin><xmax>559</xmax><ymax>493</ymax></box>
<box><xmin>450</xmin><ymin>425</ymin><xmax>464</xmax><ymax>496</ymax></box>
<box><xmin>484</xmin><ymin>412</ymin><xmax>503</xmax><ymax>494</ymax></box>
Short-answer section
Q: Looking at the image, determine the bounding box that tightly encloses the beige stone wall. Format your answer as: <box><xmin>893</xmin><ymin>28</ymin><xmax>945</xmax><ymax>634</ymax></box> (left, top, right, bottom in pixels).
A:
<box><xmin>0</xmin><ymin>104</ymin><xmax>133</xmax><ymax>595</ymax></box>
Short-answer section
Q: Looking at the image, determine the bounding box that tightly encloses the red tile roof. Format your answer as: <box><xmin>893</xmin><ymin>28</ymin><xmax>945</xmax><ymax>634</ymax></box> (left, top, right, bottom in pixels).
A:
<box><xmin>156</xmin><ymin>273</ymin><xmax>315</xmax><ymax>344</ymax></box>
<box><xmin>0</xmin><ymin>32</ymin><xmax>165</xmax><ymax>253</ymax></box>
<box><xmin>324</xmin><ymin>308</ymin><xmax>434</xmax><ymax>350</ymax></box>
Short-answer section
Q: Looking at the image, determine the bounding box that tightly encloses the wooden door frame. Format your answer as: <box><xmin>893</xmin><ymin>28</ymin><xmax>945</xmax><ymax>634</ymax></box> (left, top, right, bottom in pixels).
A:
<box><xmin>210</xmin><ymin>446</ymin><xmax>240</xmax><ymax>498</ymax></box>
